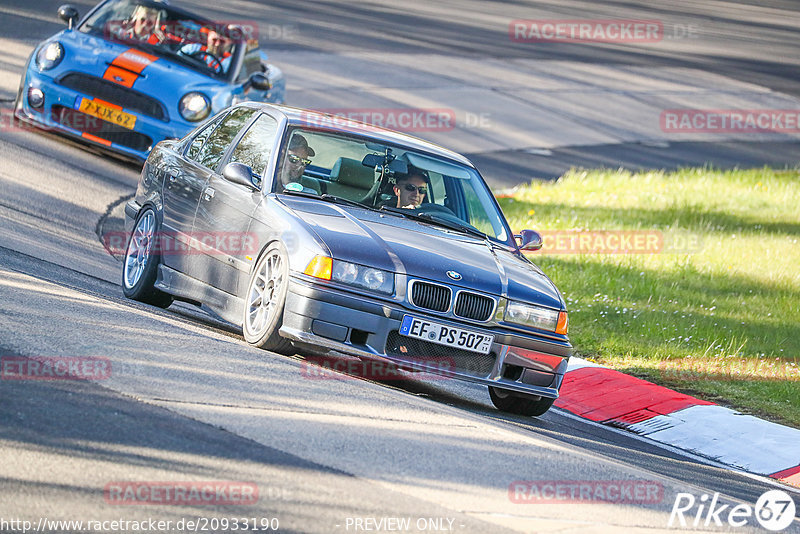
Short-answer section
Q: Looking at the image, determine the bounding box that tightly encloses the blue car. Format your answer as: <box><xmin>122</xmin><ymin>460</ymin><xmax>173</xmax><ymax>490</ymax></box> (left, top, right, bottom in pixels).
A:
<box><xmin>14</xmin><ymin>0</ymin><xmax>286</xmax><ymax>162</ymax></box>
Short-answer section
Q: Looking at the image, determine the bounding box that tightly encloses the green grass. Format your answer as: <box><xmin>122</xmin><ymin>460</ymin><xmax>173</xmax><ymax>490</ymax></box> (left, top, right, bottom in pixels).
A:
<box><xmin>498</xmin><ymin>167</ymin><xmax>800</xmax><ymax>427</ymax></box>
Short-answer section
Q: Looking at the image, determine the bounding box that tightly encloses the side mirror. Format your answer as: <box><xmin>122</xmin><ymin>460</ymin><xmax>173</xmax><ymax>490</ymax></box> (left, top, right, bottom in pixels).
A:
<box><xmin>57</xmin><ymin>4</ymin><xmax>79</xmax><ymax>29</ymax></box>
<box><xmin>516</xmin><ymin>229</ymin><xmax>543</xmax><ymax>251</ymax></box>
<box><xmin>222</xmin><ymin>162</ymin><xmax>259</xmax><ymax>190</ymax></box>
<box><xmin>246</xmin><ymin>72</ymin><xmax>271</xmax><ymax>91</ymax></box>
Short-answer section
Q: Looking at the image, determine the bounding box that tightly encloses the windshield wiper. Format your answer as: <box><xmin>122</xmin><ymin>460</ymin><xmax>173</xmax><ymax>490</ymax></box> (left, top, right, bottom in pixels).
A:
<box><xmin>380</xmin><ymin>207</ymin><xmax>488</xmax><ymax>239</ymax></box>
<box><xmin>281</xmin><ymin>190</ymin><xmax>378</xmax><ymax>211</ymax></box>
<box><xmin>319</xmin><ymin>194</ymin><xmax>374</xmax><ymax>210</ymax></box>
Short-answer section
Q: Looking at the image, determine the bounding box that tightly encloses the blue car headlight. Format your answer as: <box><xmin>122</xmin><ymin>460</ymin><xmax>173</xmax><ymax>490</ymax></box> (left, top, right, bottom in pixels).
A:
<box><xmin>36</xmin><ymin>42</ymin><xmax>64</xmax><ymax>71</ymax></box>
<box><xmin>179</xmin><ymin>92</ymin><xmax>211</xmax><ymax>122</ymax></box>
<box><xmin>505</xmin><ymin>300</ymin><xmax>567</xmax><ymax>334</ymax></box>
<box><xmin>332</xmin><ymin>260</ymin><xmax>394</xmax><ymax>295</ymax></box>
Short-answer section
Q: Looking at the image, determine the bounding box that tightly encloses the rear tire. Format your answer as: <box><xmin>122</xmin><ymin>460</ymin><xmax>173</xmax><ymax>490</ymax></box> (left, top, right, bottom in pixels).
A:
<box><xmin>489</xmin><ymin>386</ymin><xmax>554</xmax><ymax>417</ymax></box>
<box><xmin>121</xmin><ymin>207</ymin><xmax>173</xmax><ymax>308</ymax></box>
<box><xmin>242</xmin><ymin>244</ymin><xmax>294</xmax><ymax>354</ymax></box>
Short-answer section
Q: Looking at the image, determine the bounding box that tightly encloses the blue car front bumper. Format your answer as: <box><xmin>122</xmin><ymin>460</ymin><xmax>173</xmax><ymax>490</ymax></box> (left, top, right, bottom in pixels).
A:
<box><xmin>16</xmin><ymin>67</ymin><xmax>190</xmax><ymax>162</ymax></box>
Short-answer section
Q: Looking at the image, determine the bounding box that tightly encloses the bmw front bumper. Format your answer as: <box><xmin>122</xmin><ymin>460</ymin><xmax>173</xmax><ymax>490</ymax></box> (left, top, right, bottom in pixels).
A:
<box><xmin>280</xmin><ymin>276</ymin><xmax>572</xmax><ymax>399</ymax></box>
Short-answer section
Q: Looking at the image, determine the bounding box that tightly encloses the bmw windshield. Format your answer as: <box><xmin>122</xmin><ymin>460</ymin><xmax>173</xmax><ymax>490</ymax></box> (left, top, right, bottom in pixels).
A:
<box><xmin>275</xmin><ymin>127</ymin><xmax>514</xmax><ymax>245</ymax></box>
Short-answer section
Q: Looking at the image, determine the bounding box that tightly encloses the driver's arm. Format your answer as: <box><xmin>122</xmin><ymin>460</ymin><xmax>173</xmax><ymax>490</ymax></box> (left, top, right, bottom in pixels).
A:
<box><xmin>179</xmin><ymin>42</ymin><xmax>201</xmax><ymax>55</ymax></box>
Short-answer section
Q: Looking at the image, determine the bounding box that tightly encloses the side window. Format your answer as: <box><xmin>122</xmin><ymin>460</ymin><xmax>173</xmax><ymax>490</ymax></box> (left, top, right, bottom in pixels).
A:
<box><xmin>229</xmin><ymin>114</ymin><xmax>279</xmax><ymax>178</ymax></box>
<box><xmin>186</xmin><ymin>113</ymin><xmax>226</xmax><ymax>161</ymax></box>
<box><xmin>195</xmin><ymin>108</ymin><xmax>257</xmax><ymax>171</ymax></box>
<box><xmin>429</xmin><ymin>172</ymin><xmax>446</xmax><ymax>205</ymax></box>
<box><xmin>460</xmin><ymin>178</ymin><xmax>503</xmax><ymax>238</ymax></box>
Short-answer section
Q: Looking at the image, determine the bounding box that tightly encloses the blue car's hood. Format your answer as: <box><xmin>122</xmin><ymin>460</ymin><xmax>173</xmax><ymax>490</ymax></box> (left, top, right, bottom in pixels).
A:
<box><xmin>282</xmin><ymin>197</ymin><xmax>564</xmax><ymax>310</ymax></box>
<box><xmin>57</xmin><ymin>30</ymin><xmax>228</xmax><ymax>107</ymax></box>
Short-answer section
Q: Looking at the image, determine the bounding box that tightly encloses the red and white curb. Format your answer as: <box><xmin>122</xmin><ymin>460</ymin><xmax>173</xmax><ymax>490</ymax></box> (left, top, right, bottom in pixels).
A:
<box><xmin>554</xmin><ymin>358</ymin><xmax>800</xmax><ymax>488</ymax></box>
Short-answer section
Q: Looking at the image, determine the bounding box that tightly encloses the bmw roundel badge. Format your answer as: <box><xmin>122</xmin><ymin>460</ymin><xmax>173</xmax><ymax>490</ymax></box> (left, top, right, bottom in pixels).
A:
<box><xmin>446</xmin><ymin>270</ymin><xmax>462</xmax><ymax>281</ymax></box>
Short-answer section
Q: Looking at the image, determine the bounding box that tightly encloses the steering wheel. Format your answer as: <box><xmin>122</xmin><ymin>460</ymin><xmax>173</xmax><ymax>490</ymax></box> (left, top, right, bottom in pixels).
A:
<box><xmin>416</xmin><ymin>203</ymin><xmax>457</xmax><ymax>217</ymax></box>
<box><xmin>188</xmin><ymin>50</ymin><xmax>223</xmax><ymax>73</ymax></box>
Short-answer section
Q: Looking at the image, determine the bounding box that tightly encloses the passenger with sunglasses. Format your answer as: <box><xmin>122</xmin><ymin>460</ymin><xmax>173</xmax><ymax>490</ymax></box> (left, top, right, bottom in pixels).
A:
<box><xmin>393</xmin><ymin>169</ymin><xmax>428</xmax><ymax>209</ymax></box>
<box><xmin>278</xmin><ymin>134</ymin><xmax>319</xmax><ymax>193</ymax></box>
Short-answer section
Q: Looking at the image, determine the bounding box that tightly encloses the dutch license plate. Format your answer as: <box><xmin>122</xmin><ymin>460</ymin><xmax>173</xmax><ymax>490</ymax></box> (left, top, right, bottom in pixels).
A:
<box><xmin>399</xmin><ymin>315</ymin><xmax>494</xmax><ymax>354</ymax></box>
<box><xmin>79</xmin><ymin>98</ymin><xmax>137</xmax><ymax>130</ymax></box>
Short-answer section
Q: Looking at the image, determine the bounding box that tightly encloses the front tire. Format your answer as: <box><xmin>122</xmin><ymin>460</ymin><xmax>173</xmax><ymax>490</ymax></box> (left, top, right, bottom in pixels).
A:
<box><xmin>122</xmin><ymin>207</ymin><xmax>173</xmax><ymax>308</ymax></box>
<box><xmin>489</xmin><ymin>386</ymin><xmax>554</xmax><ymax>417</ymax></box>
<box><xmin>242</xmin><ymin>243</ymin><xmax>293</xmax><ymax>354</ymax></box>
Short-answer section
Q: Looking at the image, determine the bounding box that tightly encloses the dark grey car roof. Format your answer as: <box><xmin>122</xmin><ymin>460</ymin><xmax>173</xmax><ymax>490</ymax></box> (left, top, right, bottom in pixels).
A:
<box><xmin>243</xmin><ymin>103</ymin><xmax>476</xmax><ymax>168</ymax></box>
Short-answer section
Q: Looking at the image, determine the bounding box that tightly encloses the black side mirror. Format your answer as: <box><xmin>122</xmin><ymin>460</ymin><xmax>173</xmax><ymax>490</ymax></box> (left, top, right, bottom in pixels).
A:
<box><xmin>516</xmin><ymin>229</ymin><xmax>543</xmax><ymax>251</ymax></box>
<box><xmin>222</xmin><ymin>162</ymin><xmax>259</xmax><ymax>190</ymax></box>
<box><xmin>245</xmin><ymin>72</ymin><xmax>271</xmax><ymax>91</ymax></box>
<box><xmin>57</xmin><ymin>4</ymin><xmax>79</xmax><ymax>29</ymax></box>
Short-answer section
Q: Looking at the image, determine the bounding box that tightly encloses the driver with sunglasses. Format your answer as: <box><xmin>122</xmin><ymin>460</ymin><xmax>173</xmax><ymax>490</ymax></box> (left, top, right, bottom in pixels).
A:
<box><xmin>393</xmin><ymin>168</ymin><xmax>428</xmax><ymax>209</ymax></box>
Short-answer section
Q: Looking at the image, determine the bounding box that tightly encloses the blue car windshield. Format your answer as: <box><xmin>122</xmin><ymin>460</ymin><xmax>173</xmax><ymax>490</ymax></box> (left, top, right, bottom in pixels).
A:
<box><xmin>79</xmin><ymin>0</ymin><xmax>245</xmax><ymax>78</ymax></box>
<box><xmin>276</xmin><ymin>127</ymin><xmax>513</xmax><ymax>245</ymax></box>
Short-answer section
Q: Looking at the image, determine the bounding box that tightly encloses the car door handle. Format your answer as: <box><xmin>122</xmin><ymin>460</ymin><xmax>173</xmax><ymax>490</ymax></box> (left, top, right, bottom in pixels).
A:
<box><xmin>203</xmin><ymin>187</ymin><xmax>215</xmax><ymax>201</ymax></box>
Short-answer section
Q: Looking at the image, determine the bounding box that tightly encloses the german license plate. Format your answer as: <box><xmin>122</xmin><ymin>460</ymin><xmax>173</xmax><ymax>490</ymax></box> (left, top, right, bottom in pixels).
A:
<box><xmin>399</xmin><ymin>315</ymin><xmax>494</xmax><ymax>354</ymax></box>
<box><xmin>78</xmin><ymin>98</ymin><xmax>137</xmax><ymax>130</ymax></box>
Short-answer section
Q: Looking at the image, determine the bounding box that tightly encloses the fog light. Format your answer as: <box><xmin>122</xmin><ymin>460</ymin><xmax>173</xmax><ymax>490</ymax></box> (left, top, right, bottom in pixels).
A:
<box><xmin>28</xmin><ymin>87</ymin><xmax>44</xmax><ymax>109</ymax></box>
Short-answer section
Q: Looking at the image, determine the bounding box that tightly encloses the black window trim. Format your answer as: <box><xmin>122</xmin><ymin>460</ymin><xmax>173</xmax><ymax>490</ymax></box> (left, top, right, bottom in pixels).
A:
<box><xmin>185</xmin><ymin>107</ymin><xmax>258</xmax><ymax>173</ymax></box>
<box><xmin>181</xmin><ymin>110</ymin><xmax>229</xmax><ymax>160</ymax></box>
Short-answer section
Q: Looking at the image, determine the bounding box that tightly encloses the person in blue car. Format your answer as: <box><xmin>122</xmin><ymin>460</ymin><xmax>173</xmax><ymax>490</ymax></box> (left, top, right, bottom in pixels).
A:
<box><xmin>393</xmin><ymin>168</ymin><xmax>428</xmax><ymax>209</ymax></box>
<box><xmin>115</xmin><ymin>4</ymin><xmax>165</xmax><ymax>44</ymax></box>
<box><xmin>179</xmin><ymin>27</ymin><xmax>234</xmax><ymax>74</ymax></box>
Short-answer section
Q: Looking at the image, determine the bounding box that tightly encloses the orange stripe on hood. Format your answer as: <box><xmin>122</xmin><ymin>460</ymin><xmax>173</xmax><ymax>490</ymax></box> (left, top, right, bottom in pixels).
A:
<box><xmin>102</xmin><ymin>48</ymin><xmax>159</xmax><ymax>87</ymax></box>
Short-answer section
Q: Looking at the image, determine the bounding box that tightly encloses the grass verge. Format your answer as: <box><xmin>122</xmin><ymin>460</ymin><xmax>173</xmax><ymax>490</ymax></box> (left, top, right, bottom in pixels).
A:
<box><xmin>498</xmin><ymin>167</ymin><xmax>800</xmax><ymax>428</ymax></box>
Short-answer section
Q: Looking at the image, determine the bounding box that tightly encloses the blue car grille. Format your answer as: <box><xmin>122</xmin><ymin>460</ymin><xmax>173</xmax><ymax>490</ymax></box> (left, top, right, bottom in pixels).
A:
<box><xmin>454</xmin><ymin>292</ymin><xmax>495</xmax><ymax>322</ymax></box>
<box><xmin>51</xmin><ymin>105</ymin><xmax>152</xmax><ymax>152</ymax></box>
<box><xmin>410</xmin><ymin>280</ymin><xmax>494</xmax><ymax>321</ymax></box>
<box><xmin>57</xmin><ymin>73</ymin><xmax>168</xmax><ymax>121</ymax></box>
<box><xmin>410</xmin><ymin>281</ymin><xmax>450</xmax><ymax>312</ymax></box>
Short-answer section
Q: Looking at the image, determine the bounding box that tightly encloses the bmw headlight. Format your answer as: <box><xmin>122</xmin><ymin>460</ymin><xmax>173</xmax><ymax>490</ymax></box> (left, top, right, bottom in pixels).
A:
<box><xmin>505</xmin><ymin>301</ymin><xmax>568</xmax><ymax>334</ymax></box>
<box><xmin>36</xmin><ymin>42</ymin><xmax>64</xmax><ymax>71</ymax></box>
<box><xmin>332</xmin><ymin>260</ymin><xmax>394</xmax><ymax>295</ymax></box>
<box><xmin>179</xmin><ymin>92</ymin><xmax>211</xmax><ymax>122</ymax></box>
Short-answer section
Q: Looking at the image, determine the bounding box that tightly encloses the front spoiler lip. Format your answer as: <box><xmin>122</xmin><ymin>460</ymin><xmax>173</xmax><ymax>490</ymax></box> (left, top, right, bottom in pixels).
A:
<box><xmin>14</xmin><ymin>105</ymin><xmax>149</xmax><ymax>163</ymax></box>
<box><xmin>280</xmin><ymin>325</ymin><xmax>562</xmax><ymax>400</ymax></box>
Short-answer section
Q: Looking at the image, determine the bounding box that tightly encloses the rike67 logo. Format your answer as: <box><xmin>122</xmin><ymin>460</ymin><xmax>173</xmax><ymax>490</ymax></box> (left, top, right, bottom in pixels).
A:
<box><xmin>669</xmin><ymin>490</ymin><xmax>797</xmax><ymax>531</ymax></box>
